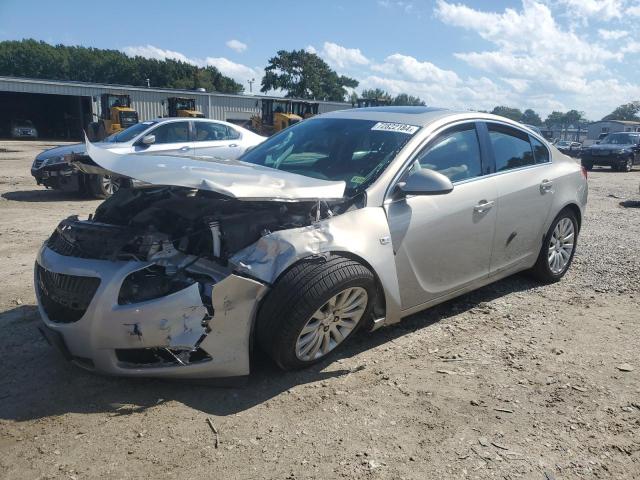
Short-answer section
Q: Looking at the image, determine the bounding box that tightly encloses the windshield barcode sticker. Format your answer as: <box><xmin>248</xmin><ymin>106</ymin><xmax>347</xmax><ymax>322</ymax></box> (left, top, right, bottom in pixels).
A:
<box><xmin>371</xmin><ymin>122</ymin><xmax>419</xmax><ymax>134</ymax></box>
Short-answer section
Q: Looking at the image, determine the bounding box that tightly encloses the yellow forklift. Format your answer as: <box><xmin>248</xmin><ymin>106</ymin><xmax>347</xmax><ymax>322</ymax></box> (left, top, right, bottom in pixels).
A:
<box><xmin>166</xmin><ymin>97</ymin><xmax>205</xmax><ymax>118</ymax></box>
<box><xmin>88</xmin><ymin>94</ymin><xmax>139</xmax><ymax>141</ymax></box>
<box><xmin>251</xmin><ymin>99</ymin><xmax>319</xmax><ymax>136</ymax></box>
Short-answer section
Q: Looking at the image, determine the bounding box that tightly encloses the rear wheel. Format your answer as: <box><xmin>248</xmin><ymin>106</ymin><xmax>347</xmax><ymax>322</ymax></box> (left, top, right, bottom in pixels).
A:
<box><xmin>529</xmin><ymin>209</ymin><xmax>578</xmax><ymax>283</ymax></box>
<box><xmin>257</xmin><ymin>255</ymin><xmax>375</xmax><ymax>370</ymax></box>
<box><xmin>96</xmin><ymin>122</ymin><xmax>107</xmax><ymax>141</ymax></box>
<box><xmin>621</xmin><ymin>157</ymin><xmax>633</xmax><ymax>172</ymax></box>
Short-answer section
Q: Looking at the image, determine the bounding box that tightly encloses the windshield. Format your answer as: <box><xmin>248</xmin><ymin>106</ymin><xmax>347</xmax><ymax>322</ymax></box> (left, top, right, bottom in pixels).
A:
<box><xmin>601</xmin><ymin>133</ymin><xmax>639</xmax><ymax>145</ymax></box>
<box><xmin>103</xmin><ymin>121</ymin><xmax>157</xmax><ymax>143</ymax></box>
<box><xmin>239</xmin><ymin>118</ymin><xmax>419</xmax><ymax>197</ymax></box>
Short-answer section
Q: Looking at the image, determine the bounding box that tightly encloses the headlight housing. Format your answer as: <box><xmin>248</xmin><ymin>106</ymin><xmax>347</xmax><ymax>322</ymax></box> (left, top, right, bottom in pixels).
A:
<box><xmin>42</xmin><ymin>156</ymin><xmax>66</xmax><ymax>167</ymax></box>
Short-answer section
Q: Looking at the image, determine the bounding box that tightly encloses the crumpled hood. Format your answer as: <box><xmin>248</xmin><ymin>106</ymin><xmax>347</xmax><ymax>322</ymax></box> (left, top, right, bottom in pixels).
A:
<box><xmin>36</xmin><ymin>143</ymin><xmax>86</xmax><ymax>160</ymax></box>
<box><xmin>84</xmin><ymin>140</ymin><xmax>346</xmax><ymax>201</ymax></box>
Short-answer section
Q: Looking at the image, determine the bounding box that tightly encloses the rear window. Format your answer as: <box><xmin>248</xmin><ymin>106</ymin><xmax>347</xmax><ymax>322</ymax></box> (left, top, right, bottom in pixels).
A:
<box><xmin>488</xmin><ymin>124</ymin><xmax>535</xmax><ymax>171</ymax></box>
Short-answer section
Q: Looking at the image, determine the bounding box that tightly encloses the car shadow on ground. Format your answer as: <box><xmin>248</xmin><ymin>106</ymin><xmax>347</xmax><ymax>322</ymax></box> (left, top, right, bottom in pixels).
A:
<box><xmin>2</xmin><ymin>189</ymin><xmax>90</xmax><ymax>203</ymax></box>
<box><xmin>0</xmin><ymin>274</ymin><xmax>540</xmax><ymax>421</ymax></box>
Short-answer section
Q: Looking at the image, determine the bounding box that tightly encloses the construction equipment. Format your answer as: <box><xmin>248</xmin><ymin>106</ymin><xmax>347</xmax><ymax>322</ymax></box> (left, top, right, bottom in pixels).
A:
<box><xmin>251</xmin><ymin>99</ymin><xmax>319</xmax><ymax>136</ymax></box>
<box><xmin>88</xmin><ymin>94</ymin><xmax>139</xmax><ymax>141</ymax></box>
<box><xmin>166</xmin><ymin>97</ymin><xmax>205</xmax><ymax>118</ymax></box>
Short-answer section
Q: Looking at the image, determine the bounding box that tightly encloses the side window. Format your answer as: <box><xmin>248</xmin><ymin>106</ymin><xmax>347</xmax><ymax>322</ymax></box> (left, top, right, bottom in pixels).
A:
<box><xmin>194</xmin><ymin>122</ymin><xmax>230</xmax><ymax>141</ymax></box>
<box><xmin>149</xmin><ymin>121</ymin><xmax>190</xmax><ymax>144</ymax></box>
<box><xmin>530</xmin><ymin>136</ymin><xmax>550</xmax><ymax>164</ymax></box>
<box><xmin>488</xmin><ymin>124</ymin><xmax>535</xmax><ymax>171</ymax></box>
<box><xmin>227</xmin><ymin>126</ymin><xmax>241</xmax><ymax>140</ymax></box>
<box><xmin>412</xmin><ymin>123</ymin><xmax>482</xmax><ymax>182</ymax></box>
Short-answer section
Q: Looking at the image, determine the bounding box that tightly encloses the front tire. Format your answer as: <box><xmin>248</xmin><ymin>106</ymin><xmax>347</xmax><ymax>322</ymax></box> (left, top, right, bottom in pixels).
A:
<box><xmin>89</xmin><ymin>174</ymin><xmax>130</xmax><ymax>199</ymax></box>
<box><xmin>581</xmin><ymin>161</ymin><xmax>593</xmax><ymax>171</ymax></box>
<box><xmin>529</xmin><ymin>209</ymin><xmax>578</xmax><ymax>283</ymax></box>
<box><xmin>256</xmin><ymin>255</ymin><xmax>375</xmax><ymax>370</ymax></box>
<box><xmin>621</xmin><ymin>157</ymin><xmax>633</xmax><ymax>172</ymax></box>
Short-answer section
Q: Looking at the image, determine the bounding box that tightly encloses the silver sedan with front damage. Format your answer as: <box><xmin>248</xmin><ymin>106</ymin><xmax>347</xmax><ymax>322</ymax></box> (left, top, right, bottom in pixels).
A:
<box><xmin>34</xmin><ymin>107</ymin><xmax>588</xmax><ymax>378</ymax></box>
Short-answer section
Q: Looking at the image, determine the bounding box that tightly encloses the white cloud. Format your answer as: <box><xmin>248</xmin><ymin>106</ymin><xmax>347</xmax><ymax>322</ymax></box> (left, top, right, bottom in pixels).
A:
<box><xmin>225</xmin><ymin>39</ymin><xmax>247</xmax><ymax>53</ymax></box>
<box><xmin>629</xmin><ymin>5</ymin><xmax>640</xmax><ymax>16</ymax></box>
<box><xmin>321</xmin><ymin>42</ymin><xmax>369</xmax><ymax>69</ymax></box>
<box><xmin>553</xmin><ymin>0</ymin><xmax>625</xmax><ymax>21</ymax></box>
<box><xmin>122</xmin><ymin>45</ymin><xmax>195</xmax><ymax>64</ymax></box>
<box><xmin>371</xmin><ymin>54</ymin><xmax>459</xmax><ymax>84</ymax></box>
<box><xmin>122</xmin><ymin>45</ymin><xmax>260</xmax><ymax>90</ymax></box>
<box><xmin>305</xmin><ymin>45</ymin><xmax>317</xmax><ymax>54</ymax></box>
<box><xmin>598</xmin><ymin>29</ymin><xmax>629</xmax><ymax>40</ymax></box>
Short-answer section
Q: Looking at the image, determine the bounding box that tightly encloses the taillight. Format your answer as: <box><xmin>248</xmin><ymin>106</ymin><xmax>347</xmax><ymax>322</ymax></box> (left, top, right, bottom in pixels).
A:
<box><xmin>581</xmin><ymin>166</ymin><xmax>588</xmax><ymax>180</ymax></box>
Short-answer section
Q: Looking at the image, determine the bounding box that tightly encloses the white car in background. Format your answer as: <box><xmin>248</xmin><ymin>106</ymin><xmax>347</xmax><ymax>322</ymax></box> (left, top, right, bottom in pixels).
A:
<box><xmin>31</xmin><ymin>118</ymin><xmax>266</xmax><ymax>198</ymax></box>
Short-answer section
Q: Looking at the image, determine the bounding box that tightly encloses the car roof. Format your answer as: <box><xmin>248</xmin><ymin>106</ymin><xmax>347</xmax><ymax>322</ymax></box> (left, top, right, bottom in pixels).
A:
<box><xmin>320</xmin><ymin>106</ymin><xmax>457</xmax><ymax>126</ymax></box>
<box><xmin>319</xmin><ymin>106</ymin><xmax>542</xmax><ymax>134</ymax></box>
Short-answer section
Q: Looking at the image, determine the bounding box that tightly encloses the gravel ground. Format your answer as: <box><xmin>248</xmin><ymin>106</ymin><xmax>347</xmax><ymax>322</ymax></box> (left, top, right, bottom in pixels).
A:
<box><xmin>1</xmin><ymin>140</ymin><xmax>639</xmax><ymax>479</ymax></box>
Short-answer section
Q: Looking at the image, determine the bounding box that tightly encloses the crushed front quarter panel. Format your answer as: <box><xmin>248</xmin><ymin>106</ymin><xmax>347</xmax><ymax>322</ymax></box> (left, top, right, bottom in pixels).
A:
<box><xmin>230</xmin><ymin>206</ymin><xmax>403</xmax><ymax>325</ymax></box>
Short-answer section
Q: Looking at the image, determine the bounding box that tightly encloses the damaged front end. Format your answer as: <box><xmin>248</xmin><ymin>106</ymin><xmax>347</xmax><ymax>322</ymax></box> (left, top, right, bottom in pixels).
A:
<box><xmin>35</xmin><ymin>185</ymin><xmax>340</xmax><ymax>378</ymax></box>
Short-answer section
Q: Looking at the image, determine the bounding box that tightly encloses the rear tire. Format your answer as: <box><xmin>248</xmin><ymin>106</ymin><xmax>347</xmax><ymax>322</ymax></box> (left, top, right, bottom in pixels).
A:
<box><xmin>96</xmin><ymin>123</ymin><xmax>107</xmax><ymax>141</ymax></box>
<box><xmin>621</xmin><ymin>157</ymin><xmax>633</xmax><ymax>172</ymax></box>
<box><xmin>529</xmin><ymin>209</ymin><xmax>579</xmax><ymax>283</ymax></box>
<box><xmin>256</xmin><ymin>255</ymin><xmax>375</xmax><ymax>370</ymax></box>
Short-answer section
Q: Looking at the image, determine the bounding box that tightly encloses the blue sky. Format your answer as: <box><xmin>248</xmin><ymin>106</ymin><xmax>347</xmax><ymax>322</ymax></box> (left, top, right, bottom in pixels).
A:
<box><xmin>1</xmin><ymin>0</ymin><xmax>640</xmax><ymax>119</ymax></box>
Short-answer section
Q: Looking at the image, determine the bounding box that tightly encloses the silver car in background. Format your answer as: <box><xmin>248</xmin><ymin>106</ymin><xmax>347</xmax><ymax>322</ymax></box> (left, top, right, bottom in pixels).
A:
<box><xmin>31</xmin><ymin>118</ymin><xmax>266</xmax><ymax>197</ymax></box>
<box><xmin>35</xmin><ymin>107</ymin><xmax>588</xmax><ymax>378</ymax></box>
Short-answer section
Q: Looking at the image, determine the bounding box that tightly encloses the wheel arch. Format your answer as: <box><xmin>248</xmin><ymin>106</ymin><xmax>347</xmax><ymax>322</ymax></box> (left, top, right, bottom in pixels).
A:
<box><xmin>264</xmin><ymin>250</ymin><xmax>387</xmax><ymax>324</ymax></box>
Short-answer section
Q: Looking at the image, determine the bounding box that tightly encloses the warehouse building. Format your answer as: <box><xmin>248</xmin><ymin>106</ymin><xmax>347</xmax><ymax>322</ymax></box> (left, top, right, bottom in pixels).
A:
<box><xmin>586</xmin><ymin>119</ymin><xmax>640</xmax><ymax>142</ymax></box>
<box><xmin>0</xmin><ymin>76</ymin><xmax>351</xmax><ymax>140</ymax></box>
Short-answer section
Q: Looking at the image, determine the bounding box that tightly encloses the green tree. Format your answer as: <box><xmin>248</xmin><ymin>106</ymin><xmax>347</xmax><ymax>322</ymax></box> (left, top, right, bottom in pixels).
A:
<box><xmin>261</xmin><ymin>49</ymin><xmax>358</xmax><ymax>101</ymax></box>
<box><xmin>392</xmin><ymin>93</ymin><xmax>426</xmax><ymax>106</ymax></box>
<box><xmin>520</xmin><ymin>108</ymin><xmax>542</xmax><ymax>126</ymax></box>
<box><xmin>361</xmin><ymin>88</ymin><xmax>392</xmax><ymax>102</ymax></box>
<box><xmin>491</xmin><ymin>106</ymin><xmax>523</xmax><ymax>121</ymax></box>
<box><xmin>602</xmin><ymin>101</ymin><xmax>640</xmax><ymax>121</ymax></box>
<box><xmin>544</xmin><ymin>111</ymin><xmax>566</xmax><ymax>127</ymax></box>
<box><xmin>0</xmin><ymin>39</ymin><xmax>243</xmax><ymax>93</ymax></box>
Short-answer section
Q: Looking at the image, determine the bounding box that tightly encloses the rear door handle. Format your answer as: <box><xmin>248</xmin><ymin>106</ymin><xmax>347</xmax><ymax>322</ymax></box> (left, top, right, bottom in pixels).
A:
<box><xmin>179</xmin><ymin>146</ymin><xmax>191</xmax><ymax>152</ymax></box>
<box><xmin>473</xmin><ymin>200</ymin><xmax>495</xmax><ymax>213</ymax></box>
<box><xmin>540</xmin><ymin>179</ymin><xmax>554</xmax><ymax>193</ymax></box>
<box><xmin>229</xmin><ymin>144</ymin><xmax>238</xmax><ymax>148</ymax></box>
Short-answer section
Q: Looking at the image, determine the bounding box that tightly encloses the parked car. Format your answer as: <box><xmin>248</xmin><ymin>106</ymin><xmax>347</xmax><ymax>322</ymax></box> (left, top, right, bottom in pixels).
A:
<box><xmin>35</xmin><ymin>107</ymin><xmax>588</xmax><ymax>379</ymax></box>
<box><xmin>580</xmin><ymin>132</ymin><xmax>640</xmax><ymax>171</ymax></box>
<box><xmin>555</xmin><ymin>140</ymin><xmax>582</xmax><ymax>158</ymax></box>
<box><xmin>31</xmin><ymin>118</ymin><xmax>266</xmax><ymax>198</ymax></box>
<box><xmin>11</xmin><ymin>119</ymin><xmax>38</xmax><ymax>139</ymax></box>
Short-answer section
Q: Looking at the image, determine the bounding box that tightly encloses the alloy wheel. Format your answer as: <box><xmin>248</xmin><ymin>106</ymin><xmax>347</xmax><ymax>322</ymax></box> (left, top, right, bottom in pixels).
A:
<box><xmin>102</xmin><ymin>175</ymin><xmax>120</xmax><ymax>195</ymax></box>
<box><xmin>295</xmin><ymin>287</ymin><xmax>368</xmax><ymax>361</ymax></box>
<box><xmin>548</xmin><ymin>217</ymin><xmax>575</xmax><ymax>275</ymax></box>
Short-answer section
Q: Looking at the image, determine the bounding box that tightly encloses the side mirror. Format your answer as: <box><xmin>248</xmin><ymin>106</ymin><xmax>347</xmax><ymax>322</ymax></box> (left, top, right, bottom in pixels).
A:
<box><xmin>397</xmin><ymin>168</ymin><xmax>454</xmax><ymax>196</ymax></box>
<box><xmin>141</xmin><ymin>134</ymin><xmax>156</xmax><ymax>145</ymax></box>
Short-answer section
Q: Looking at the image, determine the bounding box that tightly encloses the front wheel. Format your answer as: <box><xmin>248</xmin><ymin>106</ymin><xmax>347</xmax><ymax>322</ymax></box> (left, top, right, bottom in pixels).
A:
<box><xmin>620</xmin><ymin>157</ymin><xmax>633</xmax><ymax>172</ymax></box>
<box><xmin>89</xmin><ymin>174</ymin><xmax>130</xmax><ymax>199</ymax></box>
<box><xmin>256</xmin><ymin>255</ymin><xmax>375</xmax><ymax>370</ymax></box>
<box><xmin>581</xmin><ymin>161</ymin><xmax>593</xmax><ymax>171</ymax></box>
<box><xmin>529</xmin><ymin>210</ymin><xmax>579</xmax><ymax>283</ymax></box>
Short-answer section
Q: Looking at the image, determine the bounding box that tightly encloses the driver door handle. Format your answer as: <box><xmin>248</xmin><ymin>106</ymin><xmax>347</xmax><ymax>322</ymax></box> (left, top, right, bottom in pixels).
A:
<box><xmin>473</xmin><ymin>200</ymin><xmax>494</xmax><ymax>213</ymax></box>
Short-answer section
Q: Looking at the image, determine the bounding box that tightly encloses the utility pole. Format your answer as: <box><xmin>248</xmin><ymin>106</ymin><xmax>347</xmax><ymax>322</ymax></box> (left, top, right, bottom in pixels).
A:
<box><xmin>247</xmin><ymin>78</ymin><xmax>255</xmax><ymax>93</ymax></box>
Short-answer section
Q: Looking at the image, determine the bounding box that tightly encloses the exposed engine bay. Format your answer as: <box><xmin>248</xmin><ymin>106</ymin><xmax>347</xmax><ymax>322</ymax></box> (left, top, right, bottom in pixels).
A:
<box><xmin>46</xmin><ymin>185</ymin><xmax>345</xmax><ymax>307</ymax></box>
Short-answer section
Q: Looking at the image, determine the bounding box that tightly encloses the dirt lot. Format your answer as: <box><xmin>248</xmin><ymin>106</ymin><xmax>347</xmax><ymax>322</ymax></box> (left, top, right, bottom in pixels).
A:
<box><xmin>1</xmin><ymin>140</ymin><xmax>639</xmax><ymax>479</ymax></box>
